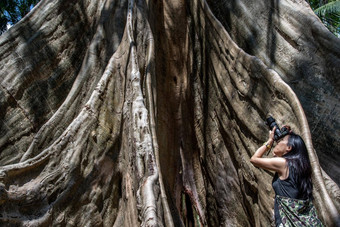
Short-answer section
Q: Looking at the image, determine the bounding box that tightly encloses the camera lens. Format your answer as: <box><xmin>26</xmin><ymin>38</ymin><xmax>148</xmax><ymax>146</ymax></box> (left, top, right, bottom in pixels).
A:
<box><xmin>266</xmin><ymin>116</ymin><xmax>282</xmax><ymax>141</ymax></box>
<box><xmin>266</xmin><ymin>116</ymin><xmax>276</xmax><ymax>130</ymax></box>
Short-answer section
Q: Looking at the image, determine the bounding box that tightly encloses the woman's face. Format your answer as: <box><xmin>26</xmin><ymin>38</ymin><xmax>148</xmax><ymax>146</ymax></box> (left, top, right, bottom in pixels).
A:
<box><xmin>273</xmin><ymin>135</ymin><xmax>291</xmax><ymax>157</ymax></box>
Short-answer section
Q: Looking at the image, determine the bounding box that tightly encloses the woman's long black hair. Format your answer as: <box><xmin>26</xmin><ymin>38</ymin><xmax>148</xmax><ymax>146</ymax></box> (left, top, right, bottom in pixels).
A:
<box><xmin>283</xmin><ymin>133</ymin><xmax>313</xmax><ymax>200</ymax></box>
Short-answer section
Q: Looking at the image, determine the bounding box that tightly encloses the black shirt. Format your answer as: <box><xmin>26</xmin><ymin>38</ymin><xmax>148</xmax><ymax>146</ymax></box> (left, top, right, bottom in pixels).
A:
<box><xmin>272</xmin><ymin>165</ymin><xmax>301</xmax><ymax>226</ymax></box>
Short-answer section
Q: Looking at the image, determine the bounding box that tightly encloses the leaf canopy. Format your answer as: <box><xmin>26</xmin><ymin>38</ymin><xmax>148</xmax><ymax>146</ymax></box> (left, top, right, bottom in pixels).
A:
<box><xmin>0</xmin><ymin>0</ymin><xmax>40</xmax><ymax>34</ymax></box>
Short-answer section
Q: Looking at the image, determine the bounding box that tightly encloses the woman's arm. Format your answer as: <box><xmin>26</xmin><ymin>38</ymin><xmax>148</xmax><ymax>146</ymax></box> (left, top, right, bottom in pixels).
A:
<box><xmin>250</xmin><ymin>127</ymin><xmax>286</xmax><ymax>173</ymax></box>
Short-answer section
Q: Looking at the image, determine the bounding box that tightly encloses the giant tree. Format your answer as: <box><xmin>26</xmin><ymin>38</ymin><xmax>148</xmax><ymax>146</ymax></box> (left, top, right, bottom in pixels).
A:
<box><xmin>0</xmin><ymin>0</ymin><xmax>339</xmax><ymax>226</ymax></box>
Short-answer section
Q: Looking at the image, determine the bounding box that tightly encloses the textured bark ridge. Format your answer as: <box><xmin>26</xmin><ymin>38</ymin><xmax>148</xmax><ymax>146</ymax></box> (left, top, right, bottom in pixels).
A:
<box><xmin>0</xmin><ymin>0</ymin><xmax>339</xmax><ymax>226</ymax></box>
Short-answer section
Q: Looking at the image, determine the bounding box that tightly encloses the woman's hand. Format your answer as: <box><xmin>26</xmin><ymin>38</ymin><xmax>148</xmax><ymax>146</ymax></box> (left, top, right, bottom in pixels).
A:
<box><xmin>268</xmin><ymin>126</ymin><xmax>275</xmax><ymax>144</ymax></box>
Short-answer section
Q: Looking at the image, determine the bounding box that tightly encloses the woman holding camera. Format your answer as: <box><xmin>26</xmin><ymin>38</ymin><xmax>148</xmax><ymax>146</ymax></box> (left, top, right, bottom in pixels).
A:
<box><xmin>250</xmin><ymin>125</ymin><xmax>323</xmax><ymax>226</ymax></box>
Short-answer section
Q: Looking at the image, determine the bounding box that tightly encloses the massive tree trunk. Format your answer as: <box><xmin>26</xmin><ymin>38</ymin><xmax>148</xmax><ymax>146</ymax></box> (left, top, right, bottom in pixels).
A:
<box><xmin>0</xmin><ymin>0</ymin><xmax>339</xmax><ymax>226</ymax></box>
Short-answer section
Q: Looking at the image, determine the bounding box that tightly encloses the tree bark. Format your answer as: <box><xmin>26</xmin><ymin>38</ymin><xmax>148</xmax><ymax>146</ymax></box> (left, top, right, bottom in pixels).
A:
<box><xmin>0</xmin><ymin>0</ymin><xmax>339</xmax><ymax>226</ymax></box>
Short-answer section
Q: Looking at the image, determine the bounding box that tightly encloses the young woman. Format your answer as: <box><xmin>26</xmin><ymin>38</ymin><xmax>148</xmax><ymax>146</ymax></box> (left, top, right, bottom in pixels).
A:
<box><xmin>250</xmin><ymin>126</ymin><xmax>323</xmax><ymax>226</ymax></box>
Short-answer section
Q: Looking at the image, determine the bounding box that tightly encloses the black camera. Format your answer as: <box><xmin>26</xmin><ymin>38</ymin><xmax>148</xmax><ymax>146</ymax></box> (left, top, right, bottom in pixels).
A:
<box><xmin>266</xmin><ymin>116</ymin><xmax>290</xmax><ymax>141</ymax></box>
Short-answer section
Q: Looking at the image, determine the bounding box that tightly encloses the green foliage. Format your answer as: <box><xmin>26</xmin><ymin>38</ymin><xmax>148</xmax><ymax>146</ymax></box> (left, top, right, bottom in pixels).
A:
<box><xmin>0</xmin><ymin>0</ymin><xmax>40</xmax><ymax>34</ymax></box>
<box><xmin>315</xmin><ymin>0</ymin><xmax>340</xmax><ymax>15</ymax></box>
<box><xmin>308</xmin><ymin>0</ymin><xmax>340</xmax><ymax>37</ymax></box>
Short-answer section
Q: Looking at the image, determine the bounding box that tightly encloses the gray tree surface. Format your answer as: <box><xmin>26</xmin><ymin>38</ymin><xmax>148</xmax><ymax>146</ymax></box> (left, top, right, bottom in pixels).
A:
<box><xmin>0</xmin><ymin>0</ymin><xmax>339</xmax><ymax>226</ymax></box>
